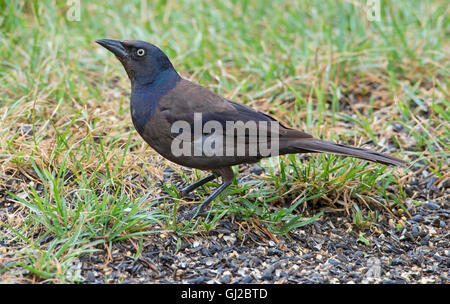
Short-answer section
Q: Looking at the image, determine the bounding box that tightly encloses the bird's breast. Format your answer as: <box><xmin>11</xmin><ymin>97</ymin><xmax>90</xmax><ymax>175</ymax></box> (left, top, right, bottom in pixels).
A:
<box><xmin>130</xmin><ymin>92</ymin><xmax>159</xmax><ymax>136</ymax></box>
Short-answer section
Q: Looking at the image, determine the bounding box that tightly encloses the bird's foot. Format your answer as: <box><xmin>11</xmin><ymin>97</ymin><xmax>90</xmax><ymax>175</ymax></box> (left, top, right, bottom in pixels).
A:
<box><xmin>179</xmin><ymin>189</ymin><xmax>190</xmax><ymax>198</ymax></box>
<box><xmin>176</xmin><ymin>207</ymin><xmax>201</xmax><ymax>221</ymax></box>
<box><xmin>176</xmin><ymin>172</ymin><xmax>233</xmax><ymax>221</ymax></box>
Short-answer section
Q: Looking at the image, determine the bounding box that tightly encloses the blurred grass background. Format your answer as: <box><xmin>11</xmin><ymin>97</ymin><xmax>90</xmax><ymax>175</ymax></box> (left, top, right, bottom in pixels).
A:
<box><xmin>0</xmin><ymin>0</ymin><xmax>448</xmax><ymax>282</ymax></box>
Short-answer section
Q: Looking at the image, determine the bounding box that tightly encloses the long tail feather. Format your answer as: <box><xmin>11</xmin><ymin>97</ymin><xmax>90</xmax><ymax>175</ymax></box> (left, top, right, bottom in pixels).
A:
<box><xmin>292</xmin><ymin>139</ymin><xmax>406</xmax><ymax>166</ymax></box>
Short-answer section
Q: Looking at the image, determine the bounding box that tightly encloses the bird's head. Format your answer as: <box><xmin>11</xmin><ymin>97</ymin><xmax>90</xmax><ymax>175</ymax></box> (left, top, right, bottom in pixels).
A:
<box><xmin>96</xmin><ymin>38</ymin><xmax>177</xmax><ymax>87</ymax></box>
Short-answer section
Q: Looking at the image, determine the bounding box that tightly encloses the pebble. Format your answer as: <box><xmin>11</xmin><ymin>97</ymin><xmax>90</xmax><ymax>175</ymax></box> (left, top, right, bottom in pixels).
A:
<box><xmin>159</xmin><ymin>255</ymin><xmax>175</xmax><ymax>263</ymax></box>
<box><xmin>411</xmin><ymin>225</ymin><xmax>420</xmax><ymax>237</ymax></box>
<box><xmin>260</xmin><ymin>262</ymin><xmax>281</xmax><ymax>281</ymax></box>
<box><xmin>424</xmin><ymin>202</ymin><xmax>440</xmax><ymax>210</ymax></box>
<box><xmin>432</xmin><ymin>254</ymin><xmax>443</xmax><ymax>262</ymax></box>
<box><xmin>87</xmin><ymin>271</ymin><xmax>96</xmax><ymax>281</ymax></box>
<box><xmin>249</xmin><ymin>257</ymin><xmax>261</xmax><ymax>267</ymax></box>
<box><xmin>223</xmin><ymin>234</ymin><xmax>237</xmax><ymax>244</ymax></box>
<box><xmin>390</xmin><ymin>258</ymin><xmax>405</xmax><ymax>266</ymax></box>
<box><xmin>391</xmin><ymin>122</ymin><xmax>403</xmax><ymax>132</ymax></box>
<box><xmin>260</xmin><ymin>269</ymin><xmax>273</xmax><ymax>280</ymax></box>
<box><xmin>267</xmin><ymin>248</ymin><xmax>282</xmax><ymax>256</ymax></box>
<box><xmin>327</xmin><ymin>259</ymin><xmax>341</xmax><ymax>267</ymax></box>
<box><xmin>410</xmin><ymin>215</ymin><xmax>424</xmax><ymax>222</ymax></box>
<box><xmin>431</xmin><ymin>218</ymin><xmax>441</xmax><ymax>228</ymax></box>
<box><xmin>201</xmin><ymin>247</ymin><xmax>210</xmax><ymax>256</ymax></box>
<box><xmin>131</xmin><ymin>264</ymin><xmax>142</xmax><ymax>274</ymax></box>
<box><xmin>19</xmin><ymin>125</ymin><xmax>33</xmax><ymax>137</ymax></box>
<box><xmin>187</xmin><ymin>276</ymin><xmax>207</xmax><ymax>284</ymax></box>
<box><xmin>241</xmin><ymin>275</ymin><xmax>253</xmax><ymax>283</ymax></box>
<box><xmin>204</xmin><ymin>258</ymin><xmax>218</xmax><ymax>266</ymax></box>
<box><xmin>220</xmin><ymin>274</ymin><xmax>231</xmax><ymax>283</ymax></box>
<box><xmin>249</xmin><ymin>164</ymin><xmax>264</xmax><ymax>175</ymax></box>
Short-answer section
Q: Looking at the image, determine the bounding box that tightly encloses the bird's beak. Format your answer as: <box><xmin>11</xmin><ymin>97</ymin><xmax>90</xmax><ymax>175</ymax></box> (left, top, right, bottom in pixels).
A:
<box><xmin>96</xmin><ymin>38</ymin><xmax>127</xmax><ymax>59</ymax></box>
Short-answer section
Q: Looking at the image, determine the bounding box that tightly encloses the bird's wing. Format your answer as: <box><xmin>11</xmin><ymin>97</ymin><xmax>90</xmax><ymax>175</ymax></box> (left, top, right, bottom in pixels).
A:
<box><xmin>159</xmin><ymin>78</ymin><xmax>312</xmax><ymax>140</ymax></box>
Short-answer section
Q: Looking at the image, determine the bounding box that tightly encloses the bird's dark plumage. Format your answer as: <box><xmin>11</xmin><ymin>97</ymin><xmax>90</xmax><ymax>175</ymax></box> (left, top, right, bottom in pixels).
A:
<box><xmin>96</xmin><ymin>38</ymin><xmax>406</xmax><ymax>219</ymax></box>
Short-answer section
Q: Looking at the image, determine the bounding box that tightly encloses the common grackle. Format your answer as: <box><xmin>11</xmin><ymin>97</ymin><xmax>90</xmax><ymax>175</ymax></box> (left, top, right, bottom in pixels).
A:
<box><xmin>96</xmin><ymin>39</ymin><xmax>405</xmax><ymax>219</ymax></box>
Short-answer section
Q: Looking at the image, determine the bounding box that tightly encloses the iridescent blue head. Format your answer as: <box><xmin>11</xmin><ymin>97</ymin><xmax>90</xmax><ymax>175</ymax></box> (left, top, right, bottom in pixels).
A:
<box><xmin>96</xmin><ymin>38</ymin><xmax>179</xmax><ymax>88</ymax></box>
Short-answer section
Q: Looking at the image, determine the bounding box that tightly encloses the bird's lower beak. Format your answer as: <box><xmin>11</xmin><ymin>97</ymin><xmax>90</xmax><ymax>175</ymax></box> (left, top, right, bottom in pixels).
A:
<box><xmin>96</xmin><ymin>38</ymin><xmax>127</xmax><ymax>59</ymax></box>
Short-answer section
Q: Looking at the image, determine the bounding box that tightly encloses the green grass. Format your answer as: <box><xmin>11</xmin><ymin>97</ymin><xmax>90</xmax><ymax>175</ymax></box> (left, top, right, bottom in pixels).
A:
<box><xmin>0</xmin><ymin>0</ymin><xmax>448</xmax><ymax>282</ymax></box>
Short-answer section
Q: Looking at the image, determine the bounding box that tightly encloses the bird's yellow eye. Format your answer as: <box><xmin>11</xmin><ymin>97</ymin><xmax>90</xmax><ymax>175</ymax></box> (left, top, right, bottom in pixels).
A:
<box><xmin>136</xmin><ymin>49</ymin><xmax>145</xmax><ymax>56</ymax></box>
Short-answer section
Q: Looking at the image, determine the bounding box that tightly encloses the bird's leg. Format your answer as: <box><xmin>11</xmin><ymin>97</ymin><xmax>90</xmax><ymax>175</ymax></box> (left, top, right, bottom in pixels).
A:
<box><xmin>180</xmin><ymin>173</ymin><xmax>217</xmax><ymax>197</ymax></box>
<box><xmin>192</xmin><ymin>181</ymin><xmax>232</xmax><ymax>216</ymax></box>
<box><xmin>178</xmin><ymin>167</ymin><xmax>234</xmax><ymax>220</ymax></box>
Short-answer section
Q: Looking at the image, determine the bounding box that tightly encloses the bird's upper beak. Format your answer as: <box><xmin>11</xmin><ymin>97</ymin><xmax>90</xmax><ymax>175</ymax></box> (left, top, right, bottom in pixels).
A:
<box><xmin>96</xmin><ymin>38</ymin><xmax>127</xmax><ymax>59</ymax></box>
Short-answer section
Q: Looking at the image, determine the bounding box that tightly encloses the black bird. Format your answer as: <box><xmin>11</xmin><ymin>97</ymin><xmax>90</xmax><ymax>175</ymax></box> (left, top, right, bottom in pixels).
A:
<box><xmin>96</xmin><ymin>38</ymin><xmax>405</xmax><ymax>219</ymax></box>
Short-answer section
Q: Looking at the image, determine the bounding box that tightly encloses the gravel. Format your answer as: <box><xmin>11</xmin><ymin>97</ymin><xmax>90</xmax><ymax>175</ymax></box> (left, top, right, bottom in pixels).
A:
<box><xmin>62</xmin><ymin>195</ymin><xmax>448</xmax><ymax>284</ymax></box>
<box><xmin>1</xmin><ymin>162</ymin><xmax>448</xmax><ymax>284</ymax></box>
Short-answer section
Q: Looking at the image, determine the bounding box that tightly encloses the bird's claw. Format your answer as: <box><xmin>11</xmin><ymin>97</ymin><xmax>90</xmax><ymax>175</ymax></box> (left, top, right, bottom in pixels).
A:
<box><xmin>176</xmin><ymin>207</ymin><xmax>200</xmax><ymax>221</ymax></box>
<box><xmin>179</xmin><ymin>189</ymin><xmax>190</xmax><ymax>198</ymax></box>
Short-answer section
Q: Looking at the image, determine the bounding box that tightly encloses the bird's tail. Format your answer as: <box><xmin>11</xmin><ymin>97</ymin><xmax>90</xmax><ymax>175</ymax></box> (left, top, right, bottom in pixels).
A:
<box><xmin>290</xmin><ymin>138</ymin><xmax>406</xmax><ymax>166</ymax></box>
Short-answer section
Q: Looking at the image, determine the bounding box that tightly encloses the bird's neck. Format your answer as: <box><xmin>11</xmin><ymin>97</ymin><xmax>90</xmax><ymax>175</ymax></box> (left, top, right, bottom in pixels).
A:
<box><xmin>131</xmin><ymin>67</ymin><xmax>180</xmax><ymax>91</ymax></box>
<box><xmin>130</xmin><ymin>68</ymin><xmax>180</xmax><ymax>135</ymax></box>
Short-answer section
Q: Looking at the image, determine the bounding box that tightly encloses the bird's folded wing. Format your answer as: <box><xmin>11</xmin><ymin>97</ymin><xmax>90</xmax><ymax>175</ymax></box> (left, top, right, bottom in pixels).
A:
<box><xmin>158</xmin><ymin>79</ymin><xmax>312</xmax><ymax>141</ymax></box>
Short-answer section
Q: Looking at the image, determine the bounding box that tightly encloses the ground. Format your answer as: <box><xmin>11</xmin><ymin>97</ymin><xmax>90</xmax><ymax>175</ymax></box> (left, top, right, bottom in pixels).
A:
<box><xmin>40</xmin><ymin>195</ymin><xmax>450</xmax><ymax>284</ymax></box>
<box><xmin>0</xmin><ymin>0</ymin><xmax>448</xmax><ymax>283</ymax></box>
